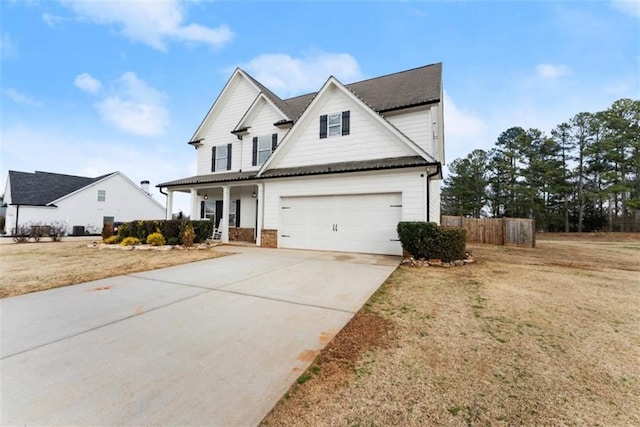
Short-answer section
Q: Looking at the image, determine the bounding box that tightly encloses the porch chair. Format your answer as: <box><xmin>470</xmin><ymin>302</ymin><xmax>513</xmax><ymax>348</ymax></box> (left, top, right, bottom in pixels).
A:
<box><xmin>212</xmin><ymin>218</ymin><xmax>224</xmax><ymax>241</ymax></box>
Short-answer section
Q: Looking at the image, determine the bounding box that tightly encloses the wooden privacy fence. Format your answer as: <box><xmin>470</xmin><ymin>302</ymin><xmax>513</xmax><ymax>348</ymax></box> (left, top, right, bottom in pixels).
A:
<box><xmin>441</xmin><ymin>216</ymin><xmax>536</xmax><ymax>248</ymax></box>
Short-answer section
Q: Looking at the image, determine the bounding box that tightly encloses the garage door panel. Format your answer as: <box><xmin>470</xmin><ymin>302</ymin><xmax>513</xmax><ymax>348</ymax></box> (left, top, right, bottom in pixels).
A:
<box><xmin>280</xmin><ymin>193</ymin><xmax>402</xmax><ymax>255</ymax></box>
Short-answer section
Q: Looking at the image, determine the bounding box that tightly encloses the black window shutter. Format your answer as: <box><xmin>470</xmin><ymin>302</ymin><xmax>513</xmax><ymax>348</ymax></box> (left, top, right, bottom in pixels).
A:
<box><xmin>235</xmin><ymin>199</ymin><xmax>241</xmax><ymax>227</ymax></box>
<box><xmin>200</xmin><ymin>201</ymin><xmax>205</xmax><ymax>219</ymax></box>
<box><xmin>319</xmin><ymin>114</ymin><xmax>328</xmax><ymax>139</ymax></box>
<box><xmin>342</xmin><ymin>110</ymin><xmax>350</xmax><ymax>136</ymax></box>
<box><xmin>211</xmin><ymin>146</ymin><xmax>217</xmax><ymax>172</ymax></box>
<box><xmin>226</xmin><ymin>143</ymin><xmax>232</xmax><ymax>170</ymax></box>
<box><xmin>271</xmin><ymin>133</ymin><xmax>278</xmax><ymax>151</ymax></box>
<box><xmin>252</xmin><ymin>137</ymin><xmax>258</xmax><ymax>166</ymax></box>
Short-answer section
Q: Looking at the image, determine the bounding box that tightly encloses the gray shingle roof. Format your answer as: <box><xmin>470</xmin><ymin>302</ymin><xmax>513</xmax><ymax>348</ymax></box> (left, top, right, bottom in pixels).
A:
<box><xmin>157</xmin><ymin>157</ymin><xmax>435</xmax><ymax>188</ymax></box>
<box><xmin>8</xmin><ymin>170</ymin><xmax>113</xmax><ymax>205</ymax></box>
<box><xmin>242</xmin><ymin>62</ymin><xmax>442</xmax><ymax>122</ymax></box>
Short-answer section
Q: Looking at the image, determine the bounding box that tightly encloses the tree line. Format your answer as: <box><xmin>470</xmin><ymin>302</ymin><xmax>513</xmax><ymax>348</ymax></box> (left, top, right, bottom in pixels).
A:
<box><xmin>441</xmin><ymin>98</ymin><xmax>640</xmax><ymax>232</ymax></box>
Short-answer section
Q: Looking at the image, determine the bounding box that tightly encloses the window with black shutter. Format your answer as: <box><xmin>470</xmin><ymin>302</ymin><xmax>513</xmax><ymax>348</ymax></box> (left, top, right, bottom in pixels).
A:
<box><xmin>320</xmin><ymin>111</ymin><xmax>350</xmax><ymax>139</ymax></box>
<box><xmin>253</xmin><ymin>134</ymin><xmax>277</xmax><ymax>166</ymax></box>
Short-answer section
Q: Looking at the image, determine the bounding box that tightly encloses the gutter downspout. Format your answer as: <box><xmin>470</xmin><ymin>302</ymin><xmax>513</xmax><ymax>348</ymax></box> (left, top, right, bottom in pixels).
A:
<box><xmin>159</xmin><ymin>187</ymin><xmax>168</xmax><ymax>219</ymax></box>
<box><xmin>14</xmin><ymin>204</ymin><xmax>20</xmax><ymax>236</ymax></box>
<box><xmin>426</xmin><ymin>163</ymin><xmax>441</xmax><ymax>223</ymax></box>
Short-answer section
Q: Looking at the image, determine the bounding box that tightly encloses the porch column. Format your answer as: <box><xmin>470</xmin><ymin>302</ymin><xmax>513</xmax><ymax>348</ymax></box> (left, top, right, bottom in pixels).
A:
<box><xmin>166</xmin><ymin>190</ymin><xmax>174</xmax><ymax>220</ymax></box>
<box><xmin>190</xmin><ymin>188</ymin><xmax>199</xmax><ymax>220</ymax></box>
<box><xmin>221</xmin><ymin>185</ymin><xmax>230</xmax><ymax>243</ymax></box>
<box><xmin>256</xmin><ymin>183</ymin><xmax>264</xmax><ymax>246</ymax></box>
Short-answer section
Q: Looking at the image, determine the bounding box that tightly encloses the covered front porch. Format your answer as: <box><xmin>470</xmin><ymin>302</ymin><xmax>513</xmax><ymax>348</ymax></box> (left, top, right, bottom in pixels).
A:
<box><xmin>164</xmin><ymin>180</ymin><xmax>264</xmax><ymax>245</ymax></box>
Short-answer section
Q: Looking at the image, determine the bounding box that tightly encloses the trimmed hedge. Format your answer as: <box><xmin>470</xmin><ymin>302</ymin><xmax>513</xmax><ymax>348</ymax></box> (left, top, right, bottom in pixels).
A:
<box><xmin>397</xmin><ymin>221</ymin><xmax>466</xmax><ymax>262</ymax></box>
<box><xmin>117</xmin><ymin>219</ymin><xmax>214</xmax><ymax>244</ymax></box>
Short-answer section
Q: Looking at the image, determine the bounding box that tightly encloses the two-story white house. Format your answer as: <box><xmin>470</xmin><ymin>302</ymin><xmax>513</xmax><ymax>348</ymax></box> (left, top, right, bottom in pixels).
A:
<box><xmin>158</xmin><ymin>62</ymin><xmax>444</xmax><ymax>255</ymax></box>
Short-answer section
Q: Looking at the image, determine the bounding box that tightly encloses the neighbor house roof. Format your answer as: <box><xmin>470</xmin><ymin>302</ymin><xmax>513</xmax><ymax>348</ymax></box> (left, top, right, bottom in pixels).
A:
<box><xmin>157</xmin><ymin>156</ymin><xmax>436</xmax><ymax>188</ymax></box>
<box><xmin>251</xmin><ymin>62</ymin><xmax>442</xmax><ymax>122</ymax></box>
<box><xmin>7</xmin><ymin>170</ymin><xmax>113</xmax><ymax>206</ymax></box>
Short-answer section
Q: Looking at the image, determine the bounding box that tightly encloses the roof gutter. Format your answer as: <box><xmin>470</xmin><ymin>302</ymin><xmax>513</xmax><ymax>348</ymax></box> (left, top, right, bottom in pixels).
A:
<box><xmin>378</xmin><ymin>98</ymin><xmax>440</xmax><ymax>114</ymax></box>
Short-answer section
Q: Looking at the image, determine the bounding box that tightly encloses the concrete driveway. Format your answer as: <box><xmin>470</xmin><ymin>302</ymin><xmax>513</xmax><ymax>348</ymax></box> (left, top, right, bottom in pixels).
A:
<box><xmin>1</xmin><ymin>246</ymin><xmax>399</xmax><ymax>426</ymax></box>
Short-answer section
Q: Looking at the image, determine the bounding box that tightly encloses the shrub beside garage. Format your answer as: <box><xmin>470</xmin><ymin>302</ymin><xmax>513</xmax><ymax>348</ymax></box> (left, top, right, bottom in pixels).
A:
<box><xmin>397</xmin><ymin>221</ymin><xmax>466</xmax><ymax>262</ymax></box>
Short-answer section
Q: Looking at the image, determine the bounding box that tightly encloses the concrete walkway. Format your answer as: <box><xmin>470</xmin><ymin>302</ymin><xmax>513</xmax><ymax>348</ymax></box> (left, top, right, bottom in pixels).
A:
<box><xmin>1</xmin><ymin>246</ymin><xmax>400</xmax><ymax>426</ymax></box>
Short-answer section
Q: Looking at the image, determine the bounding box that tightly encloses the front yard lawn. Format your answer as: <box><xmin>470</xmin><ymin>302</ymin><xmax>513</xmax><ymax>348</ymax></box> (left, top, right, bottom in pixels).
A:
<box><xmin>263</xmin><ymin>234</ymin><xmax>640</xmax><ymax>426</ymax></box>
<box><xmin>0</xmin><ymin>240</ymin><xmax>225</xmax><ymax>298</ymax></box>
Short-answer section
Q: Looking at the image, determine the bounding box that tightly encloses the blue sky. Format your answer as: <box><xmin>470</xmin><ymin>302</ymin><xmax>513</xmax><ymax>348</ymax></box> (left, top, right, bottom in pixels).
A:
<box><xmin>1</xmin><ymin>0</ymin><xmax>638</xmax><ymax>214</ymax></box>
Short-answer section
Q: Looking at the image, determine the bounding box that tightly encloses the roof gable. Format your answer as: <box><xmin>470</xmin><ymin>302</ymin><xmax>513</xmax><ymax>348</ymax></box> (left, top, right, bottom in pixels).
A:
<box><xmin>7</xmin><ymin>170</ymin><xmax>113</xmax><ymax>206</ymax></box>
<box><xmin>258</xmin><ymin>76</ymin><xmax>435</xmax><ymax>174</ymax></box>
<box><xmin>233</xmin><ymin>92</ymin><xmax>288</xmax><ymax>132</ymax></box>
<box><xmin>190</xmin><ymin>68</ymin><xmax>265</xmax><ymax>142</ymax></box>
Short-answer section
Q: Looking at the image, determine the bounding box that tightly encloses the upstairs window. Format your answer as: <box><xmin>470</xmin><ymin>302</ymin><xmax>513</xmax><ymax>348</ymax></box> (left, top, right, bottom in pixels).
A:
<box><xmin>319</xmin><ymin>111</ymin><xmax>350</xmax><ymax>139</ymax></box>
<box><xmin>97</xmin><ymin>190</ymin><xmax>106</xmax><ymax>202</ymax></box>
<box><xmin>252</xmin><ymin>134</ymin><xmax>278</xmax><ymax>166</ymax></box>
<box><xmin>211</xmin><ymin>143</ymin><xmax>233</xmax><ymax>172</ymax></box>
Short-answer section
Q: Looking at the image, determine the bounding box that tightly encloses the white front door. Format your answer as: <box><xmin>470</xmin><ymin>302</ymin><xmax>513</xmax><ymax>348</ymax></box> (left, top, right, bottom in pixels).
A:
<box><xmin>280</xmin><ymin>193</ymin><xmax>402</xmax><ymax>255</ymax></box>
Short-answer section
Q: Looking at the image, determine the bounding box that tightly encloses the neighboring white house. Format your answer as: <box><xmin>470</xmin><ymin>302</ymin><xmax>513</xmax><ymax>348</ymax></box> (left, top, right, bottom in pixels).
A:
<box><xmin>2</xmin><ymin>170</ymin><xmax>165</xmax><ymax>235</ymax></box>
<box><xmin>158</xmin><ymin>62</ymin><xmax>445</xmax><ymax>255</ymax></box>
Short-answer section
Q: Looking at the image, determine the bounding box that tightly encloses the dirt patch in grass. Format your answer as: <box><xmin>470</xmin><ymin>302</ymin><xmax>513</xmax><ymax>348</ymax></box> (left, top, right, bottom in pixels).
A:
<box><xmin>0</xmin><ymin>241</ymin><xmax>227</xmax><ymax>298</ymax></box>
<box><xmin>262</xmin><ymin>237</ymin><xmax>640</xmax><ymax>426</ymax></box>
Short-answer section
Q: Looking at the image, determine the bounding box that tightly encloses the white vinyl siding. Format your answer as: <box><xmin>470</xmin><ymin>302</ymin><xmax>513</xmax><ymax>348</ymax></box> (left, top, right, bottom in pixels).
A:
<box><xmin>385</xmin><ymin>107</ymin><xmax>436</xmax><ymax>160</ymax></box>
<box><xmin>272</xmin><ymin>87</ymin><xmax>416</xmax><ymax>169</ymax></box>
<box><xmin>196</xmin><ymin>76</ymin><xmax>259</xmax><ymax>175</ymax></box>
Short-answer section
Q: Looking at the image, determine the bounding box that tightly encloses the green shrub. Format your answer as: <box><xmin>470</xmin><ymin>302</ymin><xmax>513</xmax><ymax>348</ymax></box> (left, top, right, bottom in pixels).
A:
<box><xmin>397</xmin><ymin>221</ymin><xmax>466</xmax><ymax>262</ymax></box>
<box><xmin>103</xmin><ymin>235</ymin><xmax>121</xmax><ymax>244</ymax></box>
<box><xmin>162</xmin><ymin>220</ymin><xmax>183</xmax><ymax>242</ymax></box>
<box><xmin>181</xmin><ymin>223</ymin><xmax>195</xmax><ymax>247</ymax></box>
<box><xmin>117</xmin><ymin>222</ymin><xmax>132</xmax><ymax>239</ymax></box>
<box><xmin>121</xmin><ymin>236</ymin><xmax>141</xmax><ymax>246</ymax></box>
<box><xmin>146</xmin><ymin>232</ymin><xmax>166</xmax><ymax>246</ymax></box>
<box><xmin>192</xmin><ymin>220</ymin><xmax>214</xmax><ymax>243</ymax></box>
<box><xmin>167</xmin><ymin>236</ymin><xmax>180</xmax><ymax>246</ymax></box>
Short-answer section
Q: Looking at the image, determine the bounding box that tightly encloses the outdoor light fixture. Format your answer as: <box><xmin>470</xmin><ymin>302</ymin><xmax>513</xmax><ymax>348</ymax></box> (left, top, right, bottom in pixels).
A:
<box><xmin>204</xmin><ymin>194</ymin><xmax>208</xmax><ymax>200</ymax></box>
<box><xmin>252</xmin><ymin>191</ymin><xmax>257</xmax><ymax>198</ymax></box>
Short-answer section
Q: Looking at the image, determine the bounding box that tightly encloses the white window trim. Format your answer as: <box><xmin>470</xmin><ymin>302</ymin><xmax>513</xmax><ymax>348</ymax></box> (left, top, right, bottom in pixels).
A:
<box><xmin>97</xmin><ymin>190</ymin><xmax>106</xmax><ymax>202</ymax></box>
<box><xmin>327</xmin><ymin>112</ymin><xmax>342</xmax><ymax>137</ymax></box>
<box><xmin>216</xmin><ymin>145</ymin><xmax>228</xmax><ymax>171</ymax></box>
<box><xmin>257</xmin><ymin>135</ymin><xmax>272</xmax><ymax>165</ymax></box>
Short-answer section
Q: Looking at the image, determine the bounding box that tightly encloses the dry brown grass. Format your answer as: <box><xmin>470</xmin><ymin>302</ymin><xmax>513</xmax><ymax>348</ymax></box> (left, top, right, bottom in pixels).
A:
<box><xmin>263</xmin><ymin>235</ymin><xmax>640</xmax><ymax>426</ymax></box>
<box><xmin>0</xmin><ymin>241</ymin><xmax>225</xmax><ymax>298</ymax></box>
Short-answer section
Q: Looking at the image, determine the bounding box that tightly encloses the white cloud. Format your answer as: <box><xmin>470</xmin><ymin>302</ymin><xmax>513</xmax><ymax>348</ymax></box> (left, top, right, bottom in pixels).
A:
<box><xmin>238</xmin><ymin>51</ymin><xmax>363</xmax><ymax>97</ymax></box>
<box><xmin>59</xmin><ymin>0</ymin><xmax>233</xmax><ymax>51</ymax></box>
<box><xmin>442</xmin><ymin>91</ymin><xmax>489</xmax><ymax>164</ymax></box>
<box><xmin>443</xmin><ymin>91</ymin><xmax>487</xmax><ymax>139</ymax></box>
<box><xmin>95</xmin><ymin>72</ymin><xmax>169</xmax><ymax>136</ymax></box>
<box><xmin>611</xmin><ymin>0</ymin><xmax>640</xmax><ymax>17</ymax></box>
<box><xmin>536</xmin><ymin>63</ymin><xmax>572</xmax><ymax>79</ymax></box>
<box><xmin>1</xmin><ymin>33</ymin><xmax>17</xmax><ymax>59</ymax></box>
<box><xmin>74</xmin><ymin>72</ymin><xmax>103</xmax><ymax>94</ymax></box>
<box><xmin>3</xmin><ymin>89</ymin><xmax>43</xmax><ymax>107</ymax></box>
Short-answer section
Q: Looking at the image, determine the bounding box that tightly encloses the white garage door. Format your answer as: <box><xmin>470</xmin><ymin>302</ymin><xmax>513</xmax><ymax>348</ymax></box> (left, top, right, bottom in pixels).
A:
<box><xmin>280</xmin><ymin>193</ymin><xmax>403</xmax><ymax>255</ymax></box>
